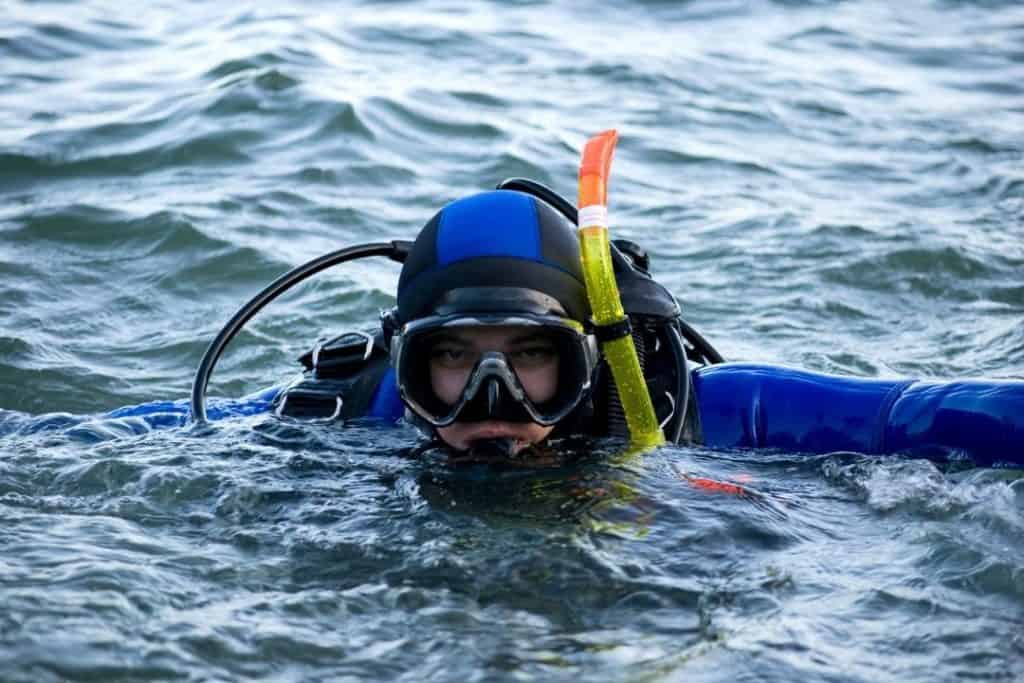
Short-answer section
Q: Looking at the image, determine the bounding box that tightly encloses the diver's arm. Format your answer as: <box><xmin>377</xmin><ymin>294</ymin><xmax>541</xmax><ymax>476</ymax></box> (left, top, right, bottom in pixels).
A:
<box><xmin>690</xmin><ymin>363</ymin><xmax>1024</xmax><ymax>466</ymax></box>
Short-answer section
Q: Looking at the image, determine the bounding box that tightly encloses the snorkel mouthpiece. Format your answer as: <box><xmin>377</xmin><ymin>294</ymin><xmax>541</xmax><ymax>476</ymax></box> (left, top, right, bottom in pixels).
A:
<box><xmin>467</xmin><ymin>436</ymin><xmax>519</xmax><ymax>460</ymax></box>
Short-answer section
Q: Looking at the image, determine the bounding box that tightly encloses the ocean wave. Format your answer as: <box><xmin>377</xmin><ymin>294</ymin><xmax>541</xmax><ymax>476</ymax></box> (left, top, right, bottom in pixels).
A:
<box><xmin>3</xmin><ymin>1</ymin><xmax>1024</xmax><ymax>680</ymax></box>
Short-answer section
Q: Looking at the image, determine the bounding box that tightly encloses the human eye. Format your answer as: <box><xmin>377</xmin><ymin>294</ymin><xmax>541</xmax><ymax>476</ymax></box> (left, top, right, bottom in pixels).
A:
<box><xmin>510</xmin><ymin>341</ymin><xmax>558</xmax><ymax>368</ymax></box>
<box><xmin>429</xmin><ymin>342</ymin><xmax>474</xmax><ymax>368</ymax></box>
<box><xmin>431</xmin><ymin>345</ymin><xmax>462</xmax><ymax>361</ymax></box>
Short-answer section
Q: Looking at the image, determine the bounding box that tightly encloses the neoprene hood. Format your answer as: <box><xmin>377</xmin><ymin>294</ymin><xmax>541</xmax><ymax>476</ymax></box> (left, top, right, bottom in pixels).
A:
<box><xmin>395</xmin><ymin>190</ymin><xmax>591</xmax><ymax>323</ymax></box>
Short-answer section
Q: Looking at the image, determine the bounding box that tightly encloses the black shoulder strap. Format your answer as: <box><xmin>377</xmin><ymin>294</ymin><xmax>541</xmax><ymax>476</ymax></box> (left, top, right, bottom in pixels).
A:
<box><xmin>276</xmin><ymin>330</ymin><xmax>391</xmax><ymax>421</ymax></box>
<box><xmin>298</xmin><ymin>330</ymin><xmax>387</xmax><ymax>377</ymax></box>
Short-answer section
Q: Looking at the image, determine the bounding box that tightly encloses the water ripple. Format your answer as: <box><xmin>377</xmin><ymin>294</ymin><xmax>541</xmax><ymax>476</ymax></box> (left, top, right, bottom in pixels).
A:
<box><xmin>3</xmin><ymin>0</ymin><xmax>1024</xmax><ymax>680</ymax></box>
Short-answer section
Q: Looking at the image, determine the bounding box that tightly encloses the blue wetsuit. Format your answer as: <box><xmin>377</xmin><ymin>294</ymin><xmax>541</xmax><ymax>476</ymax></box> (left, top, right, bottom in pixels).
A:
<box><xmin>87</xmin><ymin>347</ymin><xmax>1024</xmax><ymax>468</ymax></box>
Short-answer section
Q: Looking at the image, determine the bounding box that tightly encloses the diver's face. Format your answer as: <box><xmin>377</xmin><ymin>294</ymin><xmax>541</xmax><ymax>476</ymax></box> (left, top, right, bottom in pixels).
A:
<box><xmin>428</xmin><ymin>325</ymin><xmax>558</xmax><ymax>452</ymax></box>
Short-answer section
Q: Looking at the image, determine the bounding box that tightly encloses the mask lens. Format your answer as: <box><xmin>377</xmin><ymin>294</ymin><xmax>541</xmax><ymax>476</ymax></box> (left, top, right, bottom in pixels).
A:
<box><xmin>530</xmin><ymin>326</ymin><xmax>595</xmax><ymax>420</ymax></box>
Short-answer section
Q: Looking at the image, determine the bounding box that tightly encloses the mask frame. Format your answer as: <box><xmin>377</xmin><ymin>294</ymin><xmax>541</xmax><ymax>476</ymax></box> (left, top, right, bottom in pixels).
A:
<box><xmin>391</xmin><ymin>313</ymin><xmax>600</xmax><ymax>427</ymax></box>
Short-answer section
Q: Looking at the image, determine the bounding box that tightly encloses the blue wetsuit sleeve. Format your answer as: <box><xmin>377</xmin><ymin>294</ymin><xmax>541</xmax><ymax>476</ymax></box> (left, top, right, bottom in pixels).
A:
<box><xmin>105</xmin><ymin>385</ymin><xmax>282</xmax><ymax>426</ymax></box>
<box><xmin>692</xmin><ymin>363</ymin><xmax>1024</xmax><ymax>466</ymax></box>
<box><xmin>885</xmin><ymin>381</ymin><xmax>1024</xmax><ymax>466</ymax></box>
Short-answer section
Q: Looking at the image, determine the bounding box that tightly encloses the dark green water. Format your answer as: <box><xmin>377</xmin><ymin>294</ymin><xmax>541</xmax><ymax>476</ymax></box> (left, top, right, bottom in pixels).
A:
<box><xmin>2</xmin><ymin>1</ymin><xmax>1023</xmax><ymax>680</ymax></box>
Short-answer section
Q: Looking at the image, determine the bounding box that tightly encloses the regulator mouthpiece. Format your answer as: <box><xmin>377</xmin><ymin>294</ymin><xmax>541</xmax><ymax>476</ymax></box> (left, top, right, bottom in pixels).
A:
<box><xmin>467</xmin><ymin>437</ymin><xmax>520</xmax><ymax>460</ymax></box>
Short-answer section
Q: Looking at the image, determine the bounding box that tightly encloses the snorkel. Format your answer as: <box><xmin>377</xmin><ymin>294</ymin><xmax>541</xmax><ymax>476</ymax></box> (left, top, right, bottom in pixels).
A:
<box><xmin>577</xmin><ymin>130</ymin><xmax>665</xmax><ymax>450</ymax></box>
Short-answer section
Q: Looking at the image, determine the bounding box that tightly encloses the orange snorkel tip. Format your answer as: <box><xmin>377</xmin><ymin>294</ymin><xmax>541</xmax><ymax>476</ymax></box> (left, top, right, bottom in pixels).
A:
<box><xmin>578</xmin><ymin>129</ymin><xmax>618</xmax><ymax>208</ymax></box>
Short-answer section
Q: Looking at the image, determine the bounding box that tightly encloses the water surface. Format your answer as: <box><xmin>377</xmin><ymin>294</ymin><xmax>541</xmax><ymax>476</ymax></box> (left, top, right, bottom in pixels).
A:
<box><xmin>2</xmin><ymin>0</ymin><xmax>1022</xmax><ymax>680</ymax></box>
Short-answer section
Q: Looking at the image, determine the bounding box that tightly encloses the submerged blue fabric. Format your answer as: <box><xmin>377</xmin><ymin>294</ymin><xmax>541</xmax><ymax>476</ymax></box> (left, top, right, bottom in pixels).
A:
<box><xmin>104</xmin><ymin>386</ymin><xmax>282</xmax><ymax>428</ymax></box>
<box><xmin>693</xmin><ymin>363</ymin><xmax>1024</xmax><ymax>466</ymax></box>
<box><xmin>885</xmin><ymin>381</ymin><xmax>1024</xmax><ymax>465</ymax></box>
<box><xmin>367</xmin><ymin>367</ymin><xmax>405</xmax><ymax>421</ymax></box>
<box><xmin>436</xmin><ymin>190</ymin><xmax>541</xmax><ymax>266</ymax></box>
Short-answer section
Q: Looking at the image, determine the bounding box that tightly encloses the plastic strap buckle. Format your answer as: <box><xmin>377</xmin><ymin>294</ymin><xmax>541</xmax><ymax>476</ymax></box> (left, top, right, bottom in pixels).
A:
<box><xmin>310</xmin><ymin>330</ymin><xmax>375</xmax><ymax>375</ymax></box>
<box><xmin>593</xmin><ymin>318</ymin><xmax>632</xmax><ymax>343</ymax></box>
<box><xmin>274</xmin><ymin>392</ymin><xmax>344</xmax><ymax>424</ymax></box>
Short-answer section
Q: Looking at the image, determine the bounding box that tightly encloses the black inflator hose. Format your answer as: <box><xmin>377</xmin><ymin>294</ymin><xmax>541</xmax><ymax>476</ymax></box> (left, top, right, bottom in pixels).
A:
<box><xmin>678</xmin><ymin>318</ymin><xmax>724</xmax><ymax>365</ymax></box>
<box><xmin>190</xmin><ymin>241</ymin><xmax>409</xmax><ymax>423</ymax></box>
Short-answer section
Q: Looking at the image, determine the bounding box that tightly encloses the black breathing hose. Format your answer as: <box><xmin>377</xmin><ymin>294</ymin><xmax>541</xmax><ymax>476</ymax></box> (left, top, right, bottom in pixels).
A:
<box><xmin>665</xmin><ymin>323</ymin><xmax>691</xmax><ymax>443</ymax></box>
<box><xmin>678</xmin><ymin>318</ymin><xmax>724</xmax><ymax>365</ymax></box>
<box><xmin>497</xmin><ymin>177</ymin><xmax>578</xmax><ymax>222</ymax></box>
<box><xmin>190</xmin><ymin>241</ymin><xmax>409</xmax><ymax>423</ymax></box>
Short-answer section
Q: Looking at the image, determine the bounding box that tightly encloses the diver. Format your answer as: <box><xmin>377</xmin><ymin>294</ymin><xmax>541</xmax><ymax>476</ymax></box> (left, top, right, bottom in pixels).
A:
<box><xmin>188</xmin><ymin>178</ymin><xmax>1024</xmax><ymax>467</ymax></box>
<box><xmin>265</xmin><ymin>183</ymin><xmax>706</xmax><ymax>462</ymax></box>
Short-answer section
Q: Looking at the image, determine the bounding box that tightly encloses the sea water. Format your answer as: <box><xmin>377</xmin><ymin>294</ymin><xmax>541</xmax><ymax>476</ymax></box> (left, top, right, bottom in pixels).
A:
<box><xmin>1</xmin><ymin>1</ymin><xmax>1022</xmax><ymax>680</ymax></box>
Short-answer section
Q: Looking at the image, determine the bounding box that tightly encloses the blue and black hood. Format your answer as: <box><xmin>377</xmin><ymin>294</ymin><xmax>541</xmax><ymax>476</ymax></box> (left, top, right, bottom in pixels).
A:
<box><xmin>395</xmin><ymin>190</ymin><xmax>591</xmax><ymax>324</ymax></box>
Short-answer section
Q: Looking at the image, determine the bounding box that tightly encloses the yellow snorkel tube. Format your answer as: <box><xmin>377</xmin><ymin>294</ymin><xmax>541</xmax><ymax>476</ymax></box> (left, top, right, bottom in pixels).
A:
<box><xmin>577</xmin><ymin>130</ymin><xmax>665</xmax><ymax>450</ymax></box>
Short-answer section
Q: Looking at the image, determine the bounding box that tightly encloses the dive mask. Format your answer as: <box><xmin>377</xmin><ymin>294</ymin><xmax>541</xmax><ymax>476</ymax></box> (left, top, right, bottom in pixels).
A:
<box><xmin>391</xmin><ymin>313</ymin><xmax>599</xmax><ymax>427</ymax></box>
